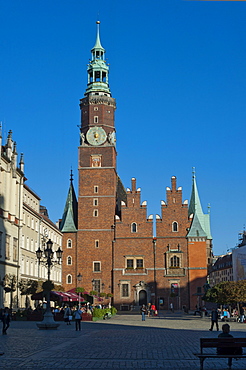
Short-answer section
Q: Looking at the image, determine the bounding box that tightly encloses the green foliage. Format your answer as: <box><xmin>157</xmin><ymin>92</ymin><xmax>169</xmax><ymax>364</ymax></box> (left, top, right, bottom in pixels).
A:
<box><xmin>92</xmin><ymin>307</ymin><xmax>117</xmax><ymax>318</ymax></box>
<box><xmin>42</xmin><ymin>280</ymin><xmax>54</xmax><ymax>292</ymax></box>
<box><xmin>111</xmin><ymin>306</ymin><xmax>117</xmax><ymax>315</ymax></box>
<box><xmin>90</xmin><ymin>290</ymin><xmax>98</xmax><ymax>296</ymax></box>
<box><xmin>99</xmin><ymin>292</ymin><xmax>107</xmax><ymax>297</ymax></box>
<box><xmin>76</xmin><ymin>287</ymin><xmax>85</xmax><ymax>293</ymax></box>
<box><xmin>19</xmin><ymin>279</ymin><xmax>38</xmax><ymax>296</ymax></box>
<box><xmin>106</xmin><ymin>293</ymin><xmax>113</xmax><ymax>298</ymax></box>
<box><xmin>203</xmin><ymin>280</ymin><xmax>246</xmax><ymax>305</ymax></box>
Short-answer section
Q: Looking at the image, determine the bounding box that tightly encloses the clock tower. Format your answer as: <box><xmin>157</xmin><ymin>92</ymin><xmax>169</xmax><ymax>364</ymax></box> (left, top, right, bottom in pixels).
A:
<box><xmin>77</xmin><ymin>21</ymin><xmax>117</xmax><ymax>294</ymax></box>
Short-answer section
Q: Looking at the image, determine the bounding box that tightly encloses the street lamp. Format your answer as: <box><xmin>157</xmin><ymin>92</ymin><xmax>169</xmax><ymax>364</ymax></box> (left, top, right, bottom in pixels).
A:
<box><xmin>35</xmin><ymin>239</ymin><xmax>63</xmax><ymax>330</ymax></box>
<box><xmin>77</xmin><ymin>273</ymin><xmax>82</xmax><ymax>308</ymax></box>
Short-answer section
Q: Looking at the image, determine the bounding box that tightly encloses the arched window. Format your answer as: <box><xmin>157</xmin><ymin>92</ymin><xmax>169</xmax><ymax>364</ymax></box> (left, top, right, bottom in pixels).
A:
<box><xmin>67</xmin><ymin>274</ymin><xmax>72</xmax><ymax>284</ymax></box>
<box><xmin>67</xmin><ymin>256</ymin><xmax>72</xmax><ymax>265</ymax></box>
<box><xmin>131</xmin><ymin>222</ymin><xmax>137</xmax><ymax>233</ymax></box>
<box><xmin>67</xmin><ymin>239</ymin><xmax>72</xmax><ymax>248</ymax></box>
<box><xmin>170</xmin><ymin>255</ymin><xmax>180</xmax><ymax>268</ymax></box>
<box><xmin>172</xmin><ymin>222</ymin><xmax>178</xmax><ymax>232</ymax></box>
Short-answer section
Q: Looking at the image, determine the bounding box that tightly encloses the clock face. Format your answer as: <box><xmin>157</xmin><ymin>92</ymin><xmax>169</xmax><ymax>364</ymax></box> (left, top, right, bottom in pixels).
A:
<box><xmin>86</xmin><ymin>127</ymin><xmax>107</xmax><ymax>146</ymax></box>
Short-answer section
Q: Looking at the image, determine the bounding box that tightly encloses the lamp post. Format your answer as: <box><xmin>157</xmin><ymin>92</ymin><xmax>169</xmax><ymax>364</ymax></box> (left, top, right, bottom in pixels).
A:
<box><xmin>35</xmin><ymin>239</ymin><xmax>63</xmax><ymax>330</ymax></box>
<box><xmin>77</xmin><ymin>273</ymin><xmax>82</xmax><ymax>309</ymax></box>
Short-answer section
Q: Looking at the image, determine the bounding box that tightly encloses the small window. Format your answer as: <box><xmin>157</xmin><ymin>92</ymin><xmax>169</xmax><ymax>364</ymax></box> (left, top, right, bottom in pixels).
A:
<box><xmin>93</xmin><ymin>198</ymin><xmax>98</xmax><ymax>206</ymax></box>
<box><xmin>94</xmin><ymin>116</ymin><xmax>98</xmax><ymax>123</ymax></box>
<box><xmin>127</xmin><ymin>259</ymin><xmax>134</xmax><ymax>269</ymax></box>
<box><xmin>131</xmin><ymin>223</ymin><xmax>137</xmax><ymax>233</ymax></box>
<box><xmin>67</xmin><ymin>239</ymin><xmax>72</xmax><ymax>248</ymax></box>
<box><xmin>93</xmin><ymin>262</ymin><xmax>101</xmax><ymax>272</ymax></box>
<box><xmin>67</xmin><ymin>256</ymin><xmax>72</xmax><ymax>265</ymax></box>
<box><xmin>172</xmin><ymin>222</ymin><xmax>178</xmax><ymax>232</ymax></box>
<box><xmin>136</xmin><ymin>259</ymin><xmax>143</xmax><ymax>268</ymax></box>
<box><xmin>67</xmin><ymin>275</ymin><xmax>72</xmax><ymax>284</ymax></box>
<box><xmin>95</xmin><ymin>240</ymin><xmax>99</xmax><ymax>248</ymax></box>
<box><xmin>94</xmin><ymin>107</ymin><xmax>98</xmax><ymax>111</ymax></box>
<box><xmin>94</xmin><ymin>186</ymin><xmax>98</xmax><ymax>193</ymax></box>
<box><xmin>93</xmin><ymin>279</ymin><xmax>100</xmax><ymax>293</ymax></box>
<box><xmin>93</xmin><ymin>209</ymin><xmax>98</xmax><ymax>217</ymax></box>
<box><xmin>122</xmin><ymin>284</ymin><xmax>129</xmax><ymax>297</ymax></box>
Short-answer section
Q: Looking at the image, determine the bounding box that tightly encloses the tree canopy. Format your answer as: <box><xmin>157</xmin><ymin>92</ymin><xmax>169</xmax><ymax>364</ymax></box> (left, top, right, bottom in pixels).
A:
<box><xmin>203</xmin><ymin>280</ymin><xmax>246</xmax><ymax>305</ymax></box>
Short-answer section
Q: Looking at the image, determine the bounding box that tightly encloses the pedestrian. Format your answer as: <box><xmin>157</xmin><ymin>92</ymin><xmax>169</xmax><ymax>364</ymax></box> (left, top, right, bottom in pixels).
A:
<box><xmin>2</xmin><ymin>308</ymin><xmax>10</xmax><ymax>335</ymax></box>
<box><xmin>170</xmin><ymin>302</ymin><xmax>174</xmax><ymax>312</ymax></box>
<box><xmin>151</xmin><ymin>303</ymin><xmax>156</xmax><ymax>317</ymax></box>
<box><xmin>147</xmin><ymin>303</ymin><xmax>151</xmax><ymax>317</ymax></box>
<box><xmin>64</xmin><ymin>305</ymin><xmax>72</xmax><ymax>325</ymax></box>
<box><xmin>74</xmin><ymin>306</ymin><xmax>82</xmax><ymax>331</ymax></box>
<box><xmin>239</xmin><ymin>305</ymin><xmax>244</xmax><ymax>323</ymax></box>
<box><xmin>140</xmin><ymin>304</ymin><xmax>147</xmax><ymax>321</ymax></box>
<box><xmin>209</xmin><ymin>308</ymin><xmax>219</xmax><ymax>331</ymax></box>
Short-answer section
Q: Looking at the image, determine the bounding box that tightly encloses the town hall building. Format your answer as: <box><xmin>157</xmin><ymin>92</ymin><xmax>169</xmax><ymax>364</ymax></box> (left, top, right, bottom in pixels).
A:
<box><xmin>60</xmin><ymin>22</ymin><xmax>213</xmax><ymax>311</ymax></box>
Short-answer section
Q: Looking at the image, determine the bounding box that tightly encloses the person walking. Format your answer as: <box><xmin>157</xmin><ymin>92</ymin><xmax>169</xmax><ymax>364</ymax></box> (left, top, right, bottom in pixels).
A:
<box><xmin>74</xmin><ymin>306</ymin><xmax>82</xmax><ymax>331</ymax></box>
<box><xmin>209</xmin><ymin>308</ymin><xmax>219</xmax><ymax>331</ymax></box>
<box><xmin>140</xmin><ymin>304</ymin><xmax>147</xmax><ymax>321</ymax></box>
<box><xmin>64</xmin><ymin>306</ymin><xmax>72</xmax><ymax>325</ymax></box>
<box><xmin>2</xmin><ymin>308</ymin><xmax>10</xmax><ymax>335</ymax></box>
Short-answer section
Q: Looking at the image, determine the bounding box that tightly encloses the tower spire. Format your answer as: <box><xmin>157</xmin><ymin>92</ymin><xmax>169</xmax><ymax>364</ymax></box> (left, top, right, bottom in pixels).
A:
<box><xmin>85</xmin><ymin>21</ymin><xmax>111</xmax><ymax>96</ymax></box>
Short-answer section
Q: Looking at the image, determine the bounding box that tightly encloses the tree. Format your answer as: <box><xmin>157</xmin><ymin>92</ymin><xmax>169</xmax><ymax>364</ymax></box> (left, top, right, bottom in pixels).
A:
<box><xmin>18</xmin><ymin>279</ymin><xmax>38</xmax><ymax>308</ymax></box>
<box><xmin>203</xmin><ymin>280</ymin><xmax>246</xmax><ymax>305</ymax></box>
<box><xmin>4</xmin><ymin>274</ymin><xmax>17</xmax><ymax>310</ymax></box>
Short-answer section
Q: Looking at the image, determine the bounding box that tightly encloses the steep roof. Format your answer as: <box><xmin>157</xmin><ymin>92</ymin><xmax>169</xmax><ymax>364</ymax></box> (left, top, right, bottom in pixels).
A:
<box><xmin>60</xmin><ymin>172</ymin><xmax>78</xmax><ymax>233</ymax></box>
<box><xmin>187</xmin><ymin>169</ymin><xmax>212</xmax><ymax>239</ymax></box>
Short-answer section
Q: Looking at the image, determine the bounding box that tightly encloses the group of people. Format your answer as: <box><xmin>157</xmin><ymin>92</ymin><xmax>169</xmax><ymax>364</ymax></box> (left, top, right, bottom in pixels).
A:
<box><xmin>63</xmin><ymin>305</ymin><xmax>92</xmax><ymax>330</ymax></box>
<box><xmin>140</xmin><ymin>303</ymin><xmax>157</xmax><ymax>321</ymax></box>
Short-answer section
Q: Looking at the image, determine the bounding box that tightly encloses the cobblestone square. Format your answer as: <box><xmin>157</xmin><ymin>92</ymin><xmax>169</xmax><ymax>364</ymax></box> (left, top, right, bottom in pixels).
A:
<box><xmin>0</xmin><ymin>312</ymin><xmax>246</xmax><ymax>369</ymax></box>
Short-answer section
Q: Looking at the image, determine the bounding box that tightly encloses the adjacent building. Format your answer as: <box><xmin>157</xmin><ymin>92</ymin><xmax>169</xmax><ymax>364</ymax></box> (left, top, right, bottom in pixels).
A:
<box><xmin>60</xmin><ymin>22</ymin><xmax>213</xmax><ymax>311</ymax></box>
<box><xmin>0</xmin><ymin>128</ymin><xmax>62</xmax><ymax>308</ymax></box>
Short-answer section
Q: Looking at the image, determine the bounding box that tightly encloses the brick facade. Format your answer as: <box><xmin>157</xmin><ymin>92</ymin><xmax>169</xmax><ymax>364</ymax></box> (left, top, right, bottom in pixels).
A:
<box><xmin>60</xmin><ymin>23</ymin><xmax>212</xmax><ymax>310</ymax></box>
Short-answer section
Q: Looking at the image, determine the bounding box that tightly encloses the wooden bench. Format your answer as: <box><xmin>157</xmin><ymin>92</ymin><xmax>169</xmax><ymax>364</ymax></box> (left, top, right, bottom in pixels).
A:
<box><xmin>194</xmin><ymin>338</ymin><xmax>246</xmax><ymax>369</ymax></box>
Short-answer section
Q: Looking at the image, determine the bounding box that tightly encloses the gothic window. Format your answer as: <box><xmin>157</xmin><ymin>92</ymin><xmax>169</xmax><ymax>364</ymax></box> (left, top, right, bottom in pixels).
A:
<box><xmin>95</xmin><ymin>240</ymin><xmax>99</xmax><ymax>248</ymax></box>
<box><xmin>170</xmin><ymin>255</ymin><xmax>180</xmax><ymax>268</ymax></box>
<box><xmin>93</xmin><ymin>262</ymin><xmax>101</xmax><ymax>272</ymax></box>
<box><xmin>131</xmin><ymin>222</ymin><xmax>137</xmax><ymax>233</ymax></box>
<box><xmin>172</xmin><ymin>222</ymin><xmax>178</xmax><ymax>232</ymax></box>
<box><xmin>67</xmin><ymin>256</ymin><xmax>72</xmax><ymax>265</ymax></box>
<box><xmin>67</xmin><ymin>239</ymin><xmax>72</xmax><ymax>248</ymax></box>
<box><xmin>67</xmin><ymin>274</ymin><xmax>72</xmax><ymax>284</ymax></box>
<box><xmin>122</xmin><ymin>283</ymin><xmax>129</xmax><ymax>297</ymax></box>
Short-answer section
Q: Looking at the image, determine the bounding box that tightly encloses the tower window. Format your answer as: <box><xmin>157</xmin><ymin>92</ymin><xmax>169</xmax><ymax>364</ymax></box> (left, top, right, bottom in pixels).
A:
<box><xmin>94</xmin><ymin>107</ymin><xmax>98</xmax><ymax>111</ymax></box>
<box><xmin>67</xmin><ymin>239</ymin><xmax>72</xmax><ymax>248</ymax></box>
<box><xmin>131</xmin><ymin>222</ymin><xmax>137</xmax><ymax>233</ymax></box>
<box><xmin>94</xmin><ymin>116</ymin><xmax>98</xmax><ymax>123</ymax></box>
<box><xmin>67</xmin><ymin>274</ymin><xmax>72</xmax><ymax>284</ymax></box>
<box><xmin>94</xmin><ymin>186</ymin><xmax>98</xmax><ymax>193</ymax></box>
<box><xmin>95</xmin><ymin>240</ymin><xmax>99</xmax><ymax>248</ymax></box>
<box><xmin>93</xmin><ymin>198</ymin><xmax>98</xmax><ymax>206</ymax></box>
<box><xmin>102</xmin><ymin>72</ymin><xmax>106</xmax><ymax>82</ymax></box>
<box><xmin>67</xmin><ymin>256</ymin><xmax>72</xmax><ymax>265</ymax></box>
<box><xmin>95</xmin><ymin>71</ymin><xmax>100</xmax><ymax>82</ymax></box>
<box><xmin>172</xmin><ymin>222</ymin><xmax>178</xmax><ymax>232</ymax></box>
<box><xmin>93</xmin><ymin>210</ymin><xmax>98</xmax><ymax>217</ymax></box>
<box><xmin>93</xmin><ymin>261</ymin><xmax>101</xmax><ymax>272</ymax></box>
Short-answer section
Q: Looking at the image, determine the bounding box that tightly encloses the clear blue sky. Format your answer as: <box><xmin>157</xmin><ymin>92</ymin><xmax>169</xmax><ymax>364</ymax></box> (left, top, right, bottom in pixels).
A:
<box><xmin>1</xmin><ymin>0</ymin><xmax>246</xmax><ymax>255</ymax></box>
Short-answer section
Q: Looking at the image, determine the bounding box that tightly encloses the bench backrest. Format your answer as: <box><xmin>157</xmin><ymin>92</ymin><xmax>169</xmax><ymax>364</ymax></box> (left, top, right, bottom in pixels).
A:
<box><xmin>200</xmin><ymin>338</ymin><xmax>246</xmax><ymax>353</ymax></box>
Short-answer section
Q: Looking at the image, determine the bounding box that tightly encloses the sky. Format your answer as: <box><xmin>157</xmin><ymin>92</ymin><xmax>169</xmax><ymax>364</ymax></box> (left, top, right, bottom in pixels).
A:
<box><xmin>1</xmin><ymin>0</ymin><xmax>246</xmax><ymax>256</ymax></box>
